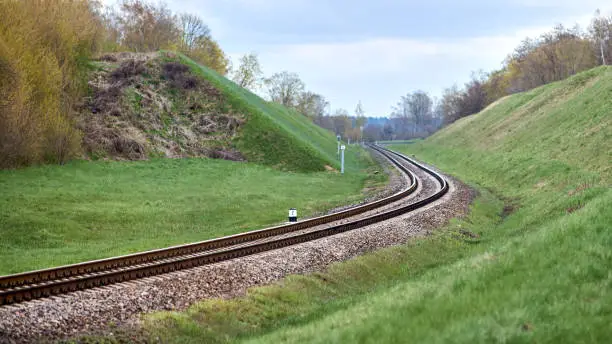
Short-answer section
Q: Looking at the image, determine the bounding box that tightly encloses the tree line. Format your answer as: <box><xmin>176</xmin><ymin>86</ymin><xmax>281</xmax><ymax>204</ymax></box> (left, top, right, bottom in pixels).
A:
<box><xmin>437</xmin><ymin>11</ymin><xmax>611</xmax><ymax>127</ymax></box>
<box><xmin>355</xmin><ymin>10</ymin><xmax>612</xmax><ymax>142</ymax></box>
<box><xmin>243</xmin><ymin>9</ymin><xmax>612</xmax><ymax>142</ymax></box>
<box><xmin>99</xmin><ymin>0</ymin><xmax>229</xmax><ymax>75</ymax></box>
<box><xmin>231</xmin><ymin>53</ymin><xmax>372</xmax><ymax>142</ymax></box>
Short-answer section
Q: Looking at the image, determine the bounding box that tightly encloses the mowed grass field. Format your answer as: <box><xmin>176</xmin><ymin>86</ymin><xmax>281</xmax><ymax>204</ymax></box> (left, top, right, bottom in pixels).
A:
<box><xmin>125</xmin><ymin>67</ymin><xmax>611</xmax><ymax>344</ymax></box>
<box><xmin>0</xmin><ymin>147</ymin><xmax>384</xmax><ymax>275</ymax></box>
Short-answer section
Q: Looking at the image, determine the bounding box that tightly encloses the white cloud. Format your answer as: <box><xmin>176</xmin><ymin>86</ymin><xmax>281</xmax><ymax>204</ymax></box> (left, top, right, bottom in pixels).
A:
<box><xmin>100</xmin><ymin>0</ymin><xmax>612</xmax><ymax>116</ymax></box>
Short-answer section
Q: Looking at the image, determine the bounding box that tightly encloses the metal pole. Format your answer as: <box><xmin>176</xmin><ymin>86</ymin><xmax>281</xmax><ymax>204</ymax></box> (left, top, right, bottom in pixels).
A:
<box><xmin>340</xmin><ymin>145</ymin><xmax>345</xmax><ymax>174</ymax></box>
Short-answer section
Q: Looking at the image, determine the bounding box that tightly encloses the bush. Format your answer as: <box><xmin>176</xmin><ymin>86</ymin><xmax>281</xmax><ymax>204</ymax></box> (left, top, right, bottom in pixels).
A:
<box><xmin>111</xmin><ymin>60</ymin><xmax>147</xmax><ymax>81</ymax></box>
<box><xmin>163</xmin><ymin>62</ymin><xmax>199</xmax><ymax>89</ymax></box>
<box><xmin>0</xmin><ymin>0</ymin><xmax>101</xmax><ymax>168</ymax></box>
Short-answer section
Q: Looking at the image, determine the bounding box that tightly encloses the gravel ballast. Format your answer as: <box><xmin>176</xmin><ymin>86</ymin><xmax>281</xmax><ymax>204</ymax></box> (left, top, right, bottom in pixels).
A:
<box><xmin>0</xmin><ymin>152</ymin><xmax>476</xmax><ymax>344</ymax></box>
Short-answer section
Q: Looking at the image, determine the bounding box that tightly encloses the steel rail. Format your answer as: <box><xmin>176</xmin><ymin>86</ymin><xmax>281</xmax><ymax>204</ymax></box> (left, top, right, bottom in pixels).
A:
<box><xmin>0</xmin><ymin>147</ymin><xmax>417</xmax><ymax>291</ymax></box>
<box><xmin>0</xmin><ymin>145</ymin><xmax>447</xmax><ymax>305</ymax></box>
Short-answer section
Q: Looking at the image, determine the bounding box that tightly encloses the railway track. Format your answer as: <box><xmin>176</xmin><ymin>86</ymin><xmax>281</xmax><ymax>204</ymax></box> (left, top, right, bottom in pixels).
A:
<box><xmin>0</xmin><ymin>145</ymin><xmax>448</xmax><ymax>306</ymax></box>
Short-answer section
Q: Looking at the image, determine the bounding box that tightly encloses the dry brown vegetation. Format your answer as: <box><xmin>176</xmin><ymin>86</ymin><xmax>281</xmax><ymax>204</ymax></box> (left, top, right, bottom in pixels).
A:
<box><xmin>78</xmin><ymin>53</ymin><xmax>245</xmax><ymax>161</ymax></box>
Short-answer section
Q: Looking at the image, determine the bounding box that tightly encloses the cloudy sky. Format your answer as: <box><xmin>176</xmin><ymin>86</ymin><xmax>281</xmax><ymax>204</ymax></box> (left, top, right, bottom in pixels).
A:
<box><xmin>110</xmin><ymin>0</ymin><xmax>611</xmax><ymax>116</ymax></box>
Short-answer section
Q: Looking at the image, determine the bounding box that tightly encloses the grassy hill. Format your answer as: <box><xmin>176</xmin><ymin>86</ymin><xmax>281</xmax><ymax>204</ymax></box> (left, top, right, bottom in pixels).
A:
<box><xmin>80</xmin><ymin>51</ymin><xmax>344</xmax><ymax>173</ymax></box>
<box><xmin>134</xmin><ymin>66</ymin><xmax>611</xmax><ymax>343</ymax></box>
<box><xmin>178</xmin><ymin>53</ymin><xmax>343</xmax><ymax>172</ymax></box>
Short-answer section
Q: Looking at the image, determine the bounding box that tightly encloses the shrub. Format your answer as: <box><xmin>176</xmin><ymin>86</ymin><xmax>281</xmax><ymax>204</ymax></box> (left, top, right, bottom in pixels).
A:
<box><xmin>163</xmin><ymin>62</ymin><xmax>199</xmax><ymax>89</ymax></box>
<box><xmin>0</xmin><ymin>0</ymin><xmax>101</xmax><ymax>168</ymax></box>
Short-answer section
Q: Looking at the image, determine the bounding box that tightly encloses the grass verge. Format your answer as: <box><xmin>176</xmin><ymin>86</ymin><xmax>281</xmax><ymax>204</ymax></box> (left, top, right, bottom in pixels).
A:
<box><xmin>69</xmin><ymin>189</ymin><xmax>499</xmax><ymax>344</ymax></box>
<box><xmin>0</xmin><ymin>146</ymin><xmax>384</xmax><ymax>275</ymax></box>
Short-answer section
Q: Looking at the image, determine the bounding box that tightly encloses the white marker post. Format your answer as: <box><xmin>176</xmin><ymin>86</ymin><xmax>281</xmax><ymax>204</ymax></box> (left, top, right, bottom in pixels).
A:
<box><xmin>340</xmin><ymin>145</ymin><xmax>346</xmax><ymax>174</ymax></box>
<box><xmin>288</xmin><ymin>208</ymin><xmax>297</xmax><ymax>222</ymax></box>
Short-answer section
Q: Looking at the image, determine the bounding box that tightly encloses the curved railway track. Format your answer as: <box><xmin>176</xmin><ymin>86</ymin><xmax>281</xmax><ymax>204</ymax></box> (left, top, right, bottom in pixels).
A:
<box><xmin>0</xmin><ymin>145</ymin><xmax>448</xmax><ymax>306</ymax></box>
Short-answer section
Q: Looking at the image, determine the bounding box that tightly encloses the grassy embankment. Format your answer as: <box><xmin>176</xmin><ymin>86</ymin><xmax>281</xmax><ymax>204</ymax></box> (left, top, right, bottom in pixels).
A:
<box><xmin>0</xmin><ymin>53</ymin><xmax>386</xmax><ymax>275</ymax></box>
<box><xmin>131</xmin><ymin>66</ymin><xmax>611</xmax><ymax>344</ymax></box>
<box><xmin>176</xmin><ymin>52</ymin><xmax>347</xmax><ymax>173</ymax></box>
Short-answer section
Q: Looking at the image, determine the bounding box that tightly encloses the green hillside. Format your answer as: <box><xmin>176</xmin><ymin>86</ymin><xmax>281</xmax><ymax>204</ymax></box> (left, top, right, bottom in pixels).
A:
<box><xmin>79</xmin><ymin>51</ymin><xmax>349</xmax><ymax>173</ymax></box>
<box><xmin>135</xmin><ymin>67</ymin><xmax>611</xmax><ymax>343</ymax></box>
<box><xmin>429</xmin><ymin>66</ymin><xmax>611</xmax><ymax>179</ymax></box>
<box><xmin>177</xmin><ymin>53</ymin><xmax>345</xmax><ymax>172</ymax></box>
<box><xmin>0</xmin><ymin>52</ymin><xmax>385</xmax><ymax>274</ymax></box>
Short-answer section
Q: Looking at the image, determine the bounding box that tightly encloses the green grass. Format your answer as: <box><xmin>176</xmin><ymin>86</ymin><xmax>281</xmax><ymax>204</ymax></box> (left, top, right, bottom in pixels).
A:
<box><xmin>173</xmin><ymin>52</ymin><xmax>350</xmax><ymax>173</ymax></box>
<box><xmin>114</xmin><ymin>66</ymin><xmax>612</xmax><ymax>344</ymax></box>
<box><xmin>0</xmin><ymin>147</ymin><xmax>384</xmax><ymax>275</ymax></box>
<box><xmin>0</xmin><ymin>50</ymin><xmax>386</xmax><ymax>275</ymax></box>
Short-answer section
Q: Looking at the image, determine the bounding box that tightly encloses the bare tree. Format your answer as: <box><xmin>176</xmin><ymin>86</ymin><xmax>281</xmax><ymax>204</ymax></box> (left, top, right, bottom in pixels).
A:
<box><xmin>116</xmin><ymin>0</ymin><xmax>179</xmax><ymax>52</ymax></box>
<box><xmin>296</xmin><ymin>91</ymin><xmax>328</xmax><ymax>119</ymax></box>
<box><xmin>589</xmin><ymin>9</ymin><xmax>612</xmax><ymax>65</ymax></box>
<box><xmin>264</xmin><ymin>71</ymin><xmax>305</xmax><ymax>107</ymax></box>
<box><xmin>362</xmin><ymin>123</ymin><xmax>382</xmax><ymax>142</ymax></box>
<box><xmin>179</xmin><ymin>13</ymin><xmax>210</xmax><ymax>51</ymax></box>
<box><xmin>392</xmin><ymin>90</ymin><xmax>433</xmax><ymax>137</ymax></box>
<box><xmin>232</xmin><ymin>52</ymin><xmax>263</xmax><ymax>90</ymax></box>
<box><xmin>354</xmin><ymin>100</ymin><xmax>366</xmax><ymax>141</ymax></box>
<box><xmin>439</xmin><ymin>85</ymin><xmax>463</xmax><ymax>125</ymax></box>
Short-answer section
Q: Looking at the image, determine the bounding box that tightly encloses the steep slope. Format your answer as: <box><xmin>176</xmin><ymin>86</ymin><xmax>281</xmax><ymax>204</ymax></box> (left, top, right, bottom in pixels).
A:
<box><xmin>428</xmin><ymin>66</ymin><xmax>611</xmax><ymax>180</ymax></box>
<box><xmin>178</xmin><ymin>53</ymin><xmax>342</xmax><ymax>171</ymax></box>
<box><xmin>136</xmin><ymin>67</ymin><xmax>611</xmax><ymax>343</ymax></box>
<box><xmin>79</xmin><ymin>51</ymin><xmax>344</xmax><ymax>172</ymax></box>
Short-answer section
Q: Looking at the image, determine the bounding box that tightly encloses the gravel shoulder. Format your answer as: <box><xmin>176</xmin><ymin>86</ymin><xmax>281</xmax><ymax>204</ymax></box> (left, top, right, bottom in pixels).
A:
<box><xmin>0</xmin><ymin>153</ymin><xmax>476</xmax><ymax>344</ymax></box>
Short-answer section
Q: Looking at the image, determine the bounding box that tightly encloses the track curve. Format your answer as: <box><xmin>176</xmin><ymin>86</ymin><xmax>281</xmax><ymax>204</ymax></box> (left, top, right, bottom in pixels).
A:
<box><xmin>0</xmin><ymin>145</ymin><xmax>447</xmax><ymax>306</ymax></box>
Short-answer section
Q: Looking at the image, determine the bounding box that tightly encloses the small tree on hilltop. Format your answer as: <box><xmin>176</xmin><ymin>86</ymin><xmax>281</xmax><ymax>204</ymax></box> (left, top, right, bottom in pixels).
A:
<box><xmin>232</xmin><ymin>52</ymin><xmax>263</xmax><ymax>91</ymax></box>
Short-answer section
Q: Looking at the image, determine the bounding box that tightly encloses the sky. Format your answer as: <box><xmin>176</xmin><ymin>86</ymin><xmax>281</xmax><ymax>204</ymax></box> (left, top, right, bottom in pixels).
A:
<box><xmin>106</xmin><ymin>0</ymin><xmax>611</xmax><ymax>116</ymax></box>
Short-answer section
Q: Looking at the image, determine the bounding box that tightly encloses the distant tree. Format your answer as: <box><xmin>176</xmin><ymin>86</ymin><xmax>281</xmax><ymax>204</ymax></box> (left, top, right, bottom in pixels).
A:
<box><xmin>232</xmin><ymin>52</ymin><xmax>263</xmax><ymax>90</ymax></box>
<box><xmin>331</xmin><ymin>108</ymin><xmax>351</xmax><ymax>136</ymax></box>
<box><xmin>439</xmin><ymin>85</ymin><xmax>463</xmax><ymax>125</ymax></box>
<box><xmin>362</xmin><ymin>123</ymin><xmax>382</xmax><ymax>142</ymax></box>
<box><xmin>101</xmin><ymin>1</ymin><xmax>229</xmax><ymax>75</ymax></box>
<box><xmin>391</xmin><ymin>90</ymin><xmax>434</xmax><ymax>137</ymax></box>
<box><xmin>178</xmin><ymin>13</ymin><xmax>211</xmax><ymax>51</ymax></box>
<box><xmin>178</xmin><ymin>13</ymin><xmax>210</xmax><ymax>51</ymax></box>
<box><xmin>115</xmin><ymin>0</ymin><xmax>179</xmax><ymax>52</ymax></box>
<box><xmin>458</xmin><ymin>71</ymin><xmax>488</xmax><ymax>118</ymax></box>
<box><xmin>483</xmin><ymin>68</ymin><xmax>511</xmax><ymax>102</ymax></box>
<box><xmin>505</xmin><ymin>25</ymin><xmax>597</xmax><ymax>92</ymax></box>
<box><xmin>187</xmin><ymin>36</ymin><xmax>230</xmax><ymax>75</ymax></box>
<box><xmin>354</xmin><ymin>100</ymin><xmax>366</xmax><ymax>141</ymax></box>
<box><xmin>313</xmin><ymin>113</ymin><xmax>334</xmax><ymax>132</ymax></box>
<box><xmin>97</xmin><ymin>4</ymin><xmax>122</xmax><ymax>51</ymax></box>
<box><xmin>265</xmin><ymin>71</ymin><xmax>305</xmax><ymax>107</ymax></box>
<box><xmin>382</xmin><ymin>122</ymin><xmax>395</xmax><ymax>141</ymax></box>
<box><xmin>296</xmin><ymin>92</ymin><xmax>328</xmax><ymax>119</ymax></box>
